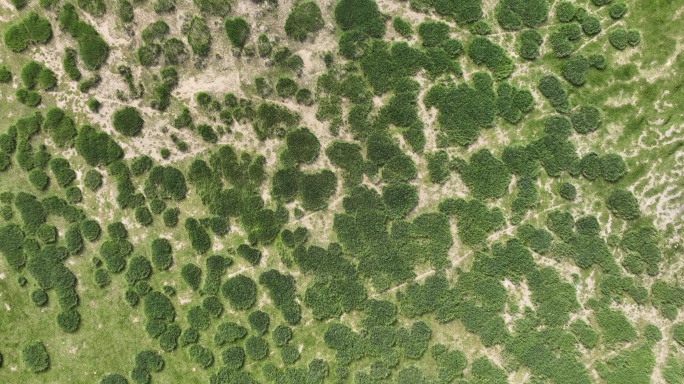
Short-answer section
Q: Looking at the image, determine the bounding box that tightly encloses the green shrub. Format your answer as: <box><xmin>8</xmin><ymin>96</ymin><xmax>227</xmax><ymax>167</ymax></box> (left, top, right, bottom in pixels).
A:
<box><xmin>221</xmin><ymin>346</ymin><xmax>245</xmax><ymax>370</ymax></box>
<box><xmin>37</xmin><ymin>224</ymin><xmax>57</xmax><ymax>244</ymax></box>
<box><xmin>125</xmin><ymin>256</ymin><xmax>152</xmax><ymax>285</ymax></box>
<box><xmin>456</xmin><ymin>149</ymin><xmax>511</xmax><ymax>199</ymax></box>
<box><xmin>15</xmin><ymin>88</ymin><xmax>42</xmax><ymax>107</ymax></box>
<box><xmin>80</xmin><ymin>219</ymin><xmax>101</xmax><ymax>242</ymax></box>
<box><xmin>245</xmin><ymin>336</ymin><xmax>269</xmax><ymax>361</ymax></box>
<box><xmin>151</xmin><ymin>238</ymin><xmax>173</xmax><ymax>270</ymax></box>
<box><xmin>94</xmin><ymin>269</ymin><xmax>110</xmax><ymax>288</ymax></box>
<box><xmin>196</xmin><ymin>124</ymin><xmax>217</xmax><ymax>143</ymax></box>
<box><xmin>418</xmin><ymin>20</ymin><xmax>450</xmax><ymax>47</ymax></box>
<box><xmin>570</xmin><ymin>106</ymin><xmax>601</xmax><ymax>134</ymax></box>
<box><xmin>0</xmin><ymin>66</ymin><xmax>11</xmax><ymax>83</ymax></box>
<box><xmin>538</xmin><ymin>75</ymin><xmax>570</xmax><ymax>113</ymax></box>
<box><xmin>285</xmin><ymin>1</ymin><xmax>324</xmax><ymax>41</ymax></box>
<box><xmin>556</xmin><ymin>2</ymin><xmax>576</xmax><ymax>22</ymax></box>
<box><xmin>185</xmin><ymin>218</ymin><xmax>211</xmax><ymax>254</ymax></box>
<box><xmin>272</xmin><ymin>325</ymin><xmax>293</xmax><ymax>347</ymax></box>
<box><xmin>381</xmin><ymin>154</ymin><xmax>417</xmax><ymax>183</ymax></box>
<box><xmin>609</xmin><ymin>3</ymin><xmax>627</xmax><ymax>19</ymax></box>
<box><xmin>559</xmin><ymin>182</ymin><xmax>577</xmax><ymax>201</ymax></box>
<box><xmin>214</xmin><ymin>322</ymin><xmax>247</xmax><ymax>346</ymax></box>
<box><xmin>145</xmin><ymin>166</ymin><xmax>187</xmax><ymax>201</ymax></box>
<box><xmin>181</xmin><ymin>263</ymin><xmax>202</xmax><ymax>291</ymax></box>
<box><xmin>334</xmin><ymin>0</ymin><xmax>385</xmax><ymax>38</ymax></box>
<box><xmin>468</xmin><ymin>37</ymin><xmax>514</xmax><ymax>80</ymax></box>
<box><xmin>600</xmin><ymin>154</ymin><xmax>626</xmax><ymax>182</ymax></box>
<box><xmin>439</xmin><ymin>198</ymin><xmax>504</xmax><ymax>246</ymax></box>
<box><xmin>187</xmin><ymin>306</ymin><xmax>211</xmax><ymax>330</ymax></box>
<box><xmin>299</xmin><ymin>170</ymin><xmax>337</xmax><ymax>211</ymax></box>
<box><xmin>29</xmin><ymin>169</ymin><xmax>50</xmax><ymax>191</ymax></box>
<box><xmin>189</xmin><ymin>345</ymin><xmax>214</xmax><ymax>368</ymax></box>
<box><xmin>117</xmin><ymin>0</ymin><xmax>134</xmax><ymax>22</ymax></box>
<box><xmin>75</xmin><ymin>125</ymin><xmax>123</xmax><ymax>167</ymax></box>
<box><xmin>497</xmin><ymin>0</ymin><xmax>549</xmax><ymax>30</ymax></box>
<box><xmin>57</xmin><ymin>309</ymin><xmax>81</xmax><ymax>333</ymax></box>
<box><xmin>100</xmin><ymin>374</ymin><xmax>129</xmax><ymax>384</ymax></box>
<box><xmin>562</xmin><ymin>54</ymin><xmax>590</xmax><ymax>86</ymax></box>
<box><xmin>202</xmin><ymin>296</ymin><xmax>223</xmax><ymax>318</ymax></box>
<box><xmin>22</xmin><ymin>341</ymin><xmax>50</xmax><ymax>373</ymax></box>
<box><xmin>382</xmin><ymin>183</ymin><xmax>418</xmax><ymax>219</ymax></box>
<box><xmin>143</xmin><ymin>291</ymin><xmax>175</xmax><ymax>322</ymax></box>
<box><xmin>295</xmin><ymin>88</ymin><xmax>313</xmax><ymax>105</ymax></box>
<box><xmin>3</xmin><ymin>12</ymin><xmax>53</xmax><ymax>52</ymax></box>
<box><xmin>248</xmin><ymin>310</ymin><xmax>270</xmax><ymax>335</ymax></box>
<box><xmin>517</xmin><ymin>29</ymin><xmax>543</xmax><ymax>60</ymax></box>
<box><xmin>286</xmin><ymin>127</ymin><xmax>319</xmax><ymax>164</ymax></box>
<box><xmin>609</xmin><ymin>27</ymin><xmax>630</xmax><ymax>50</ymax></box>
<box><xmin>50</xmin><ymin>158</ymin><xmax>76</xmax><ymax>187</ymax></box>
<box><xmin>276</xmin><ymin>77</ymin><xmax>298</xmax><ymax>98</ymax></box>
<box><xmin>58</xmin><ymin>4</ymin><xmax>110</xmax><ymax>69</ymax></box>
<box><xmin>237</xmin><ymin>244</ymin><xmax>261</xmax><ymax>266</ymax></box>
<box><xmin>225</xmin><ymin>18</ymin><xmax>249</xmax><ymax>48</ymax></box>
<box><xmin>222</xmin><ymin>274</ymin><xmax>257</xmax><ymax>310</ymax></box>
<box><xmin>163</xmin><ymin>207</ymin><xmax>180</xmax><ymax>227</ymax></box>
<box><xmin>606</xmin><ymin>189</ymin><xmax>640</xmax><ymax>220</ymax></box>
<box><xmin>193</xmin><ymin>0</ymin><xmax>231</xmax><ymax>16</ymax></box>
<box><xmin>62</xmin><ymin>48</ymin><xmax>81</xmax><ymax>81</ymax></box>
<box><xmin>15</xmin><ymin>192</ymin><xmax>47</xmax><ymax>226</ymax></box>
<box><xmin>187</xmin><ymin>16</ymin><xmax>211</xmax><ymax>56</ymax></box>
<box><xmin>162</xmin><ymin>38</ymin><xmax>187</xmax><ymax>65</ymax></box>
<box><xmin>112</xmin><ymin>106</ymin><xmax>144</xmax><ymax>137</ymax></box>
<box><xmin>392</xmin><ymin>17</ymin><xmax>412</xmax><ymax>37</ymax></box>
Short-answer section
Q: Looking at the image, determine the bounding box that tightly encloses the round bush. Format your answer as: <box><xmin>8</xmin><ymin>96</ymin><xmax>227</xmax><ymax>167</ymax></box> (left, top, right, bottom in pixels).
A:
<box><xmin>31</xmin><ymin>289</ymin><xmax>48</xmax><ymax>306</ymax></box>
<box><xmin>382</xmin><ymin>183</ymin><xmax>418</xmax><ymax>219</ymax></box>
<box><xmin>112</xmin><ymin>106</ymin><xmax>144</xmax><ymax>137</ymax></box>
<box><xmin>189</xmin><ymin>345</ymin><xmax>214</xmax><ymax>369</ymax></box>
<box><xmin>248</xmin><ymin>310</ymin><xmax>270</xmax><ymax>335</ymax></box>
<box><xmin>80</xmin><ymin>219</ymin><xmax>101</xmax><ymax>242</ymax></box>
<box><xmin>149</xmin><ymin>199</ymin><xmax>166</xmax><ymax>215</ymax></box>
<box><xmin>162</xmin><ymin>207</ymin><xmax>180</xmax><ymax>227</ymax></box>
<box><xmin>285</xmin><ymin>1</ymin><xmax>324</xmax><ymax>41</ymax></box>
<box><xmin>143</xmin><ymin>291</ymin><xmax>175</xmax><ymax>322</ymax></box>
<box><xmin>286</xmin><ymin>127</ymin><xmax>320</xmax><ymax>164</ymax></box>
<box><xmin>135</xmin><ymin>206</ymin><xmax>153</xmax><ymax>226</ymax></box>
<box><xmin>222</xmin><ymin>274</ymin><xmax>257</xmax><ymax>310</ymax></box>
<box><xmin>600</xmin><ymin>154</ymin><xmax>626</xmax><ymax>182</ymax></box>
<box><xmin>609</xmin><ymin>3</ymin><xmax>627</xmax><ymax>19</ymax></box>
<box><xmin>151</xmin><ymin>238</ymin><xmax>173</xmax><ymax>270</ymax></box>
<box><xmin>272</xmin><ymin>325</ymin><xmax>293</xmax><ymax>347</ymax></box>
<box><xmin>108</xmin><ymin>222</ymin><xmax>128</xmax><ymax>239</ymax></box>
<box><xmin>571</xmin><ymin>106</ymin><xmax>601</xmax><ymax>134</ymax></box>
<box><xmin>202</xmin><ymin>296</ymin><xmax>224</xmax><ymax>318</ymax></box>
<box><xmin>187</xmin><ymin>306</ymin><xmax>211</xmax><ymax>330</ymax></box>
<box><xmin>221</xmin><ymin>346</ymin><xmax>245</xmax><ymax>370</ymax></box>
<box><xmin>609</xmin><ymin>27</ymin><xmax>629</xmax><ymax>50</ymax></box>
<box><xmin>57</xmin><ymin>310</ymin><xmax>81</xmax><ymax>333</ymax></box>
<box><xmin>276</xmin><ymin>77</ymin><xmax>298</xmax><ymax>98</ymax></box>
<box><xmin>28</xmin><ymin>169</ymin><xmax>50</xmax><ymax>191</ymax></box>
<box><xmin>245</xmin><ymin>336</ymin><xmax>269</xmax><ymax>361</ymax></box>
<box><xmin>559</xmin><ymin>182</ymin><xmax>577</xmax><ymax>201</ymax></box>
<box><xmin>94</xmin><ymin>268</ymin><xmax>111</xmax><ymax>288</ymax></box>
<box><xmin>126</xmin><ymin>256</ymin><xmax>152</xmax><ymax>284</ymax></box>
<box><xmin>22</xmin><ymin>341</ymin><xmax>50</xmax><ymax>372</ymax></box>
<box><xmin>100</xmin><ymin>374</ymin><xmax>129</xmax><ymax>384</ymax></box>
<box><xmin>606</xmin><ymin>189</ymin><xmax>640</xmax><ymax>220</ymax></box>
<box><xmin>181</xmin><ymin>263</ymin><xmax>202</xmax><ymax>291</ymax></box>
<box><xmin>281</xmin><ymin>345</ymin><xmax>300</xmax><ymax>365</ymax></box>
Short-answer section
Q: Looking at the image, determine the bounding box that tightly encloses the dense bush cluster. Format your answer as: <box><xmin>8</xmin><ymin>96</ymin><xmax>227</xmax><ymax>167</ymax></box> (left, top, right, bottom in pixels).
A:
<box><xmin>259</xmin><ymin>269</ymin><xmax>301</xmax><ymax>325</ymax></box>
<box><xmin>439</xmin><ymin>198</ymin><xmax>504</xmax><ymax>246</ymax></box>
<box><xmin>20</xmin><ymin>61</ymin><xmax>57</xmax><ymax>91</ymax></box>
<box><xmin>538</xmin><ymin>75</ymin><xmax>570</xmax><ymax>112</ymax></box>
<box><xmin>4</xmin><ymin>12</ymin><xmax>52</xmax><ymax>52</ymax></box>
<box><xmin>145</xmin><ymin>165</ymin><xmax>187</xmax><ymax>201</ymax></box>
<box><xmin>334</xmin><ymin>0</ymin><xmax>385</xmax><ymax>38</ymax></box>
<box><xmin>497</xmin><ymin>0</ymin><xmax>549</xmax><ymax>30</ymax></box>
<box><xmin>58</xmin><ymin>4</ymin><xmax>109</xmax><ymax>69</ymax></box>
<box><xmin>75</xmin><ymin>125</ymin><xmax>123</xmax><ymax>166</ymax></box>
<box><xmin>454</xmin><ymin>149</ymin><xmax>511</xmax><ymax>199</ymax></box>
<box><xmin>467</xmin><ymin>38</ymin><xmax>514</xmax><ymax>80</ymax></box>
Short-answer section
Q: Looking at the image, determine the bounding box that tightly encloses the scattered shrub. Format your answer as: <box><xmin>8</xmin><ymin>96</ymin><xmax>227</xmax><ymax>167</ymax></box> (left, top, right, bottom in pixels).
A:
<box><xmin>600</xmin><ymin>154</ymin><xmax>626</xmax><ymax>182</ymax></box>
<box><xmin>0</xmin><ymin>66</ymin><xmax>11</xmax><ymax>83</ymax></box>
<box><xmin>4</xmin><ymin>12</ymin><xmax>53</xmax><ymax>52</ymax></box>
<box><xmin>571</xmin><ymin>106</ymin><xmax>601</xmax><ymax>134</ymax></box>
<box><xmin>163</xmin><ymin>207</ymin><xmax>180</xmax><ymax>227</ymax></box>
<box><xmin>151</xmin><ymin>238</ymin><xmax>173</xmax><ymax>270</ymax></box>
<box><xmin>100</xmin><ymin>374</ymin><xmax>129</xmax><ymax>384</ymax></box>
<box><xmin>126</xmin><ymin>256</ymin><xmax>152</xmax><ymax>285</ymax></box>
<box><xmin>538</xmin><ymin>75</ymin><xmax>570</xmax><ymax>113</ymax></box>
<box><xmin>221</xmin><ymin>346</ymin><xmax>245</xmax><ymax>370</ymax></box>
<box><xmin>187</xmin><ymin>16</ymin><xmax>211</xmax><ymax>56</ymax></box>
<box><xmin>276</xmin><ymin>77</ymin><xmax>298</xmax><ymax>99</ymax></box>
<box><xmin>245</xmin><ymin>336</ymin><xmax>269</xmax><ymax>361</ymax></box>
<box><xmin>562</xmin><ymin>54</ymin><xmax>590</xmax><ymax>86</ymax></box>
<box><xmin>185</xmin><ymin>218</ymin><xmax>211</xmax><ymax>254</ymax></box>
<box><xmin>285</xmin><ymin>1</ymin><xmax>324</xmax><ymax>41</ymax></box>
<box><xmin>57</xmin><ymin>309</ymin><xmax>81</xmax><ymax>333</ymax></box>
<box><xmin>393</xmin><ymin>17</ymin><xmax>412</xmax><ymax>37</ymax></box>
<box><xmin>559</xmin><ymin>182</ymin><xmax>577</xmax><ymax>201</ymax></box>
<box><xmin>497</xmin><ymin>0</ymin><xmax>549</xmax><ymax>30</ymax></box>
<box><xmin>467</xmin><ymin>37</ymin><xmax>514</xmax><ymax>80</ymax></box>
<box><xmin>248</xmin><ymin>310</ymin><xmax>270</xmax><ymax>335</ymax></box>
<box><xmin>334</xmin><ymin>0</ymin><xmax>385</xmax><ymax>38</ymax></box>
<box><xmin>189</xmin><ymin>345</ymin><xmax>214</xmax><ymax>369</ymax></box>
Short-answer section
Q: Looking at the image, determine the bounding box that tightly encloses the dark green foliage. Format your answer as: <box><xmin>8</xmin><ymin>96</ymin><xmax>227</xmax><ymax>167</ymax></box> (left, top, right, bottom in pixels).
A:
<box><xmin>237</xmin><ymin>244</ymin><xmax>261</xmax><ymax>266</ymax></box>
<box><xmin>467</xmin><ymin>37</ymin><xmax>514</xmax><ymax>80</ymax></box>
<box><xmin>538</xmin><ymin>75</ymin><xmax>570</xmax><ymax>113</ymax></box>
<box><xmin>179</xmin><ymin>327</ymin><xmax>200</xmax><ymax>347</ymax></box>
<box><xmin>185</xmin><ymin>218</ymin><xmax>211</xmax><ymax>254</ymax></box>
<box><xmin>300</xmin><ymin>170</ymin><xmax>337</xmax><ymax>211</ymax></box>
<box><xmin>418</xmin><ymin>20</ymin><xmax>450</xmax><ymax>47</ymax></box>
<box><xmin>80</xmin><ymin>219</ymin><xmax>101</xmax><ymax>242</ymax></box>
<box><xmin>189</xmin><ymin>345</ymin><xmax>214</xmax><ymax>368</ymax></box>
<box><xmin>112</xmin><ymin>107</ymin><xmax>144</xmax><ymax>137</ymax></box>
<box><xmin>202</xmin><ymin>296</ymin><xmax>223</xmax><ymax>318</ymax></box>
<box><xmin>424</xmin><ymin>72</ymin><xmax>497</xmax><ymax>146</ymax></box>
<box><xmin>392</xmin><ymin>17</ymin><xmax>412</xmax><ymax>37</ymax></box>
<box><xmin>556</xmin><ymin>2</ymin><xmax>576</xmax><ymax>22</ymax></box>
<box><xmin>397</xmin><ymin>321</ymin><xmax>431</xmax><ymax>359</ymax></box>
<box><xmin>382</xmin><ymin>183</ymin><xmax>418</xmax><ymax>219</ymax></box>
<box><xmin>248</xmin><ymin>310</ymin><xmax>270</xmax><ymax>335</ymax></box>
<box><xmin>131</xmin><ymin>155</ymin><xmax>153</xmax><ymax>177</ymax></box>
<box><xmin>550</xmin><ymin>23</ymin><xmax>582</xmax><ymax>57</ymax></box>
<box><xmin>245</xmin><ymin>336</ymin><xmax>269</xmax><ymax>361</ymax></box>
<box><xmin>304</xmin><ymin>275</ymin><xmax>367</xmax><ymax>320</ymax></box>
<box><xmin>518</xmin><ymin>225</ymin><xmax>553</xmax><ymax>254</ymax></box>
<box><xmin>49</xmin><ymin>158</ymin><xmax>76</xmax><ymax>188</ymax></box>
<box><xmin>497</xmin><ymin>82</ymin><xmax>534</xmax><ymax>124</ymax></box>
<box><xmin>272</xmin><ymin>325</ymin><xmax>293</xmax><ymax>347</ymax></box>
<box><xmin>570</xmin><ymin>319</ymin><xmax>598</xmax><ymax>348</ymax></box>
<box><xmin>379</xmin><ymin>154</ymin><xmax>415</xmax><ymax>183</ymax></box>
<box><xmin>595</xmin><ymin>307</ymin><xmax>637</xmax><ymax>344</ymax></box>
<box><xmin>75</xmin><ymin>125</ymin><xmax>123</xmax><ymax>167</ymax></box>
<box><xmin>15</xmin><ymin>88</ymin><xmax>42</xmax><ymax>107</ymax></box>
<box><xmin>21</xmin><ymin>61</ymin><xmax>57</xmax><ymax>91</ymax></box>
<box><xmin>252</xmin><ymin>102</ymin><xmax>300</xmax><ymax>140</ymax></box>
<box><xmin>162</xmin><ymin>38</ymin><xmax>187</xmax><ymax>65</ymax></box>
<box><xmin>180</xmin><ymin>263</ymin><xmax>202</xmax><ymax>291</ymax></box>
<box><xmin>606</xmin><ymin>189</ymin><xmax>640</xmax><ymax>220</ymax></box>
<box><xmin>497</xmin><ymin>0</ymin><xmax>549</xmax><ymax>30</ymax></box>
<box><xmin>62</xmin><ymin>48</ymin><xmax>81</xmax><ymax>81</ymax></box>
<box><xmin>10</xmin><ymin>0</ymin><xmax>28</xmax><ymax>10</ymax></box>
<box><xmin>600</xmin><ymin>153</ymin><xmax>626</xmax><ymax>182</ymax></box>
<box><xmin>222</xmin><ymin>274</ymin><xmax>257</xmax><ymax>310</ymax></box>
<box><xmin>58</xmin><ymin>4</ymin><xmax>109</xmax><ymax>69</ymax></box>
<box><xmin>3</xmin><ymin>12</ymin><xmax>53</xmax><ymax>53</ymax></box>
<box><xmin>187</xmin><ymin>16</ymin><xmax>211</xmax><ymax>56</ymax></box>
<box><xmin>596</xmin><ymin>345</ymin><xmax>655</xmax><ymax>384</ymax></box>
<box><xmin>193</xmin><ymin>0</ymin><xmax>231</xmax><ymax>16</ymax></box>
<box><xmin>295</xmin><ymin>88</ymin><xmax>313</xmax><ymax>105</ymax></box>
<box><xmin>609</xmin><ymin>3</ymin><xmax>627</xmax><ymax>19</ymax></box>
<box><xmin>57</xmin><ymin>309</ymin><xmax>81</xmax><ymax>333</ymax></box>
<box><xmin>32</xmin><ymin>289</ymin><xmax>49</xmax><ymax>306</ymax></box>
<box><xmin>108</xmin><ymin>222</ymin><xmax>128</xmax><ymax>240</ymax></box>
<box><xmin>276</xmin><ymin>77</ymin><xmax>298</xmax><ymax>98</ymax></box>
<box><xmin>163</xmin><ymin>207</ymin><xmax>180</xmax><ymax>227</ymax></box>
<box><xmin>621</xmin><ymin>226</ymin><xmax>661</xmax><ymax>276</ymax></box>
<box><xmin>455</xmin><ymin>149</ymin><xmax>511</xmax><ymax>199</ymax></box>
<box><xmin>333</xmin><ymin>0</ymin><xmax>385</xmax><ymax>38</ymax></box>
<box><xmin>571</xmin><ymin>106</ymin><xmax>601</xmax><ymax>134</ymax></box>
<box><xmin>101</xmin><ymin>374</ymin><xmax>129</xmax><ymax>384</ymax></box>
<box><xmin>143</xmin><ymin>291</ymin><xmax>175</xmax><ymax>322</ymax></box>
<box><xmin>286</xmin><ymin>127</ymin><xmax>320</xmax><ymax>164</ymax></box>
<box><xmin>15</xmin><ymin>192</ymin><xmax>47</xmax><ymax>227</ymax></box>
<box><xmin>94</xmin><ymin>269</ymin><xmax>110</xmax><ymax>288</ymax></box>
<box><xmin>22</xmin><ymin>341</ymin><xmax>50</xmax><ymax>373</ymax></box>
<box><xmin>426</xmin><ymin>151</ymin><xmax>450</xmax><ymax>184</ymax></box>
<box><xmin>29</xmin><ymin>169</ymin><xmax>50</xmax><ymax>191</ymax></box>
<box><xmin>145</xmin><ymin>165</ymin><xmax>187</xmax><ymax>201</ymax></box>
<box><xmin>502</xmin><ymin>145</ymin><xmax>539</xmax><ymax>178</ymax></box>
<box><xmin>581</xmin><ymin>16</ymin><xmax>601</xmax><ymax>36</ymax></box>
<box><xmin>214</xmin><ymin>322</ymin><xmax>247</xmax><ymax>346</ymax></box>
<box><xmin>117</xmin><ymin>0</ymin><xmax>134</xmax><ymax>22</ymax></box>
<box><xmin>559</xmin><ymin>182</ymin><xmax>577</xmax><ymax>201</ymax></box>
<box><xmin>225</xmin><ymin>18</ymin><xmax>249</xmax><ymax>48</ymax></box>
<box><xmin>196</xmin><ymin>124</ymin><xmax>218</xmax><ymax>143</ymax></box>
<box><xmin>580</xmin><ymin>152</ymin><xmax>601</xmax><ymax>180</ymax></box>
<box><xmin>0</xmin><ymin>66</ymin><xmax>11</xmax><ymax>83</ymax></box>
<box><xmin>609</xmin><ymin>27</ymin><xmax>630</xmax><ymax>50</ymax></box>
<box><xmin>562</xmin><ymin>54</ymin><xmax>590</xmax><ymax>86</ymax></box>
<box><xmin>221</xmin><ymin>346</ymin><xmax>245</xmax><ymax>370</ymax></box>
<box><xmin>64</xmin><ymin>185</ymin><xmax>81</xmax><ymax>204</ymax></box>
<box><xmin>281</xmin><ymin>345</ymin><xmax>300</xmax><ymax>365</ymax></box>
<box><xmin>37</xmin><ymin>224</ymin><xmax>57</xmax><ymax>244</ymax></box>
<box><xmin>187</xmin><ymin>306</ymin><xmax>211</xmax><ymax>330</ymax></box>
<box><xmin>126</xmin><ymin>256</ymin><xmax>152</xmax><ymax>285</ymax></box>
<box><xmin>151</xmin><ymin>238</ymin><xmax>173</xmax><ymax>270</ymax></box>
<box><xmin>285</xmin><ymin>1</ymin><xmax>324</xmax><ymax>41</ymax></box>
